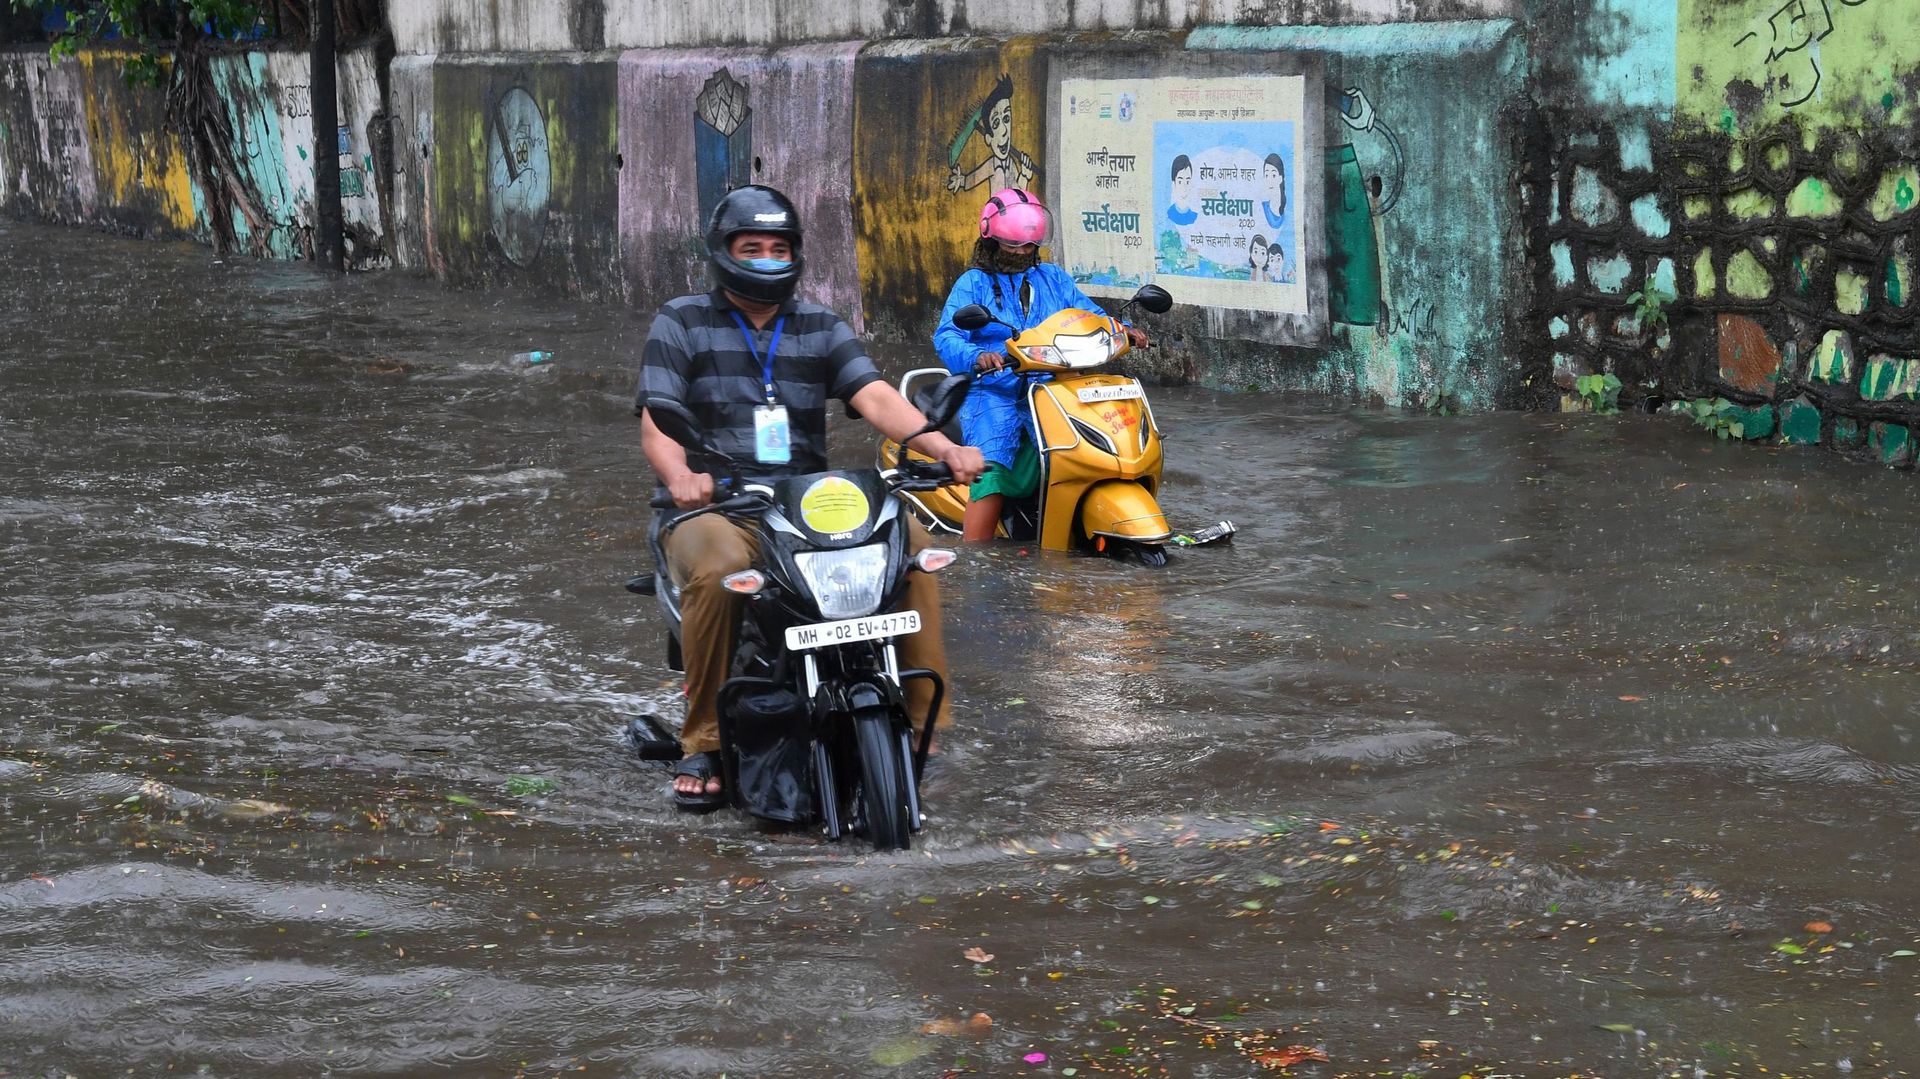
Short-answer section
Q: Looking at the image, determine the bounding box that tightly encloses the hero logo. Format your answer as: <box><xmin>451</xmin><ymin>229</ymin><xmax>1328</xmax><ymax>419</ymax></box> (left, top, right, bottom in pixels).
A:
<box><xmin>828</xmin><ymin>530</ymin><xmax>855</xmax><ymax>541</ymax></box>
<box><xmin>753</xmin><ymin>212</ymin><xmax>788</xmax><ymax>224</ymax></box>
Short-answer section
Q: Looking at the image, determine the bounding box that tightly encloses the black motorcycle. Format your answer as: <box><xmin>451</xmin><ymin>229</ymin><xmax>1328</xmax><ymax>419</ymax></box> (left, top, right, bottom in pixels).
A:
<box><xmin>630</xmin><ymin>377</ymin><xmax>970</xmax><ymax>850</ymax></box>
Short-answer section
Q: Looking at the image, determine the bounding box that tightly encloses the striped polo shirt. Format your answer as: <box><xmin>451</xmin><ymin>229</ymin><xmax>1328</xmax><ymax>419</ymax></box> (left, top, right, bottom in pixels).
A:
<box><xmin>636</xmin><ymin>289</ymin><xmax>883</xmax><ymax>478</ymax></box>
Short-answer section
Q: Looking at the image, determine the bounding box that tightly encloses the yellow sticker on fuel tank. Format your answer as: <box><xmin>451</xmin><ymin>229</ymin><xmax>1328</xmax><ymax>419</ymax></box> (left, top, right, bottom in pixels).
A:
<box><xmin>799</xmin><ymin>476</ymin><xmax>871</xmax><ymax>535</ymax></box>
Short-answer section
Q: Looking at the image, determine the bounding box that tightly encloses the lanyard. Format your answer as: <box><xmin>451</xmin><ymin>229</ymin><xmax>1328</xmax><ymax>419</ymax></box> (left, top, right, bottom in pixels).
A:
<box><xmin>728</xmin><ymin>311</ymin><xmax>786</xmax><ymax>405</ymax></box>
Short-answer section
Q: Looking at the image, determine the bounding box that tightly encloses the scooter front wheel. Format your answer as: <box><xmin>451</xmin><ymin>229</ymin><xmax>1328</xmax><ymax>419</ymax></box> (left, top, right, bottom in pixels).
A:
<box><xmin>853</xmin><ymin>708</ymin><xmax>913</xmax><ymax>851</ymax></box>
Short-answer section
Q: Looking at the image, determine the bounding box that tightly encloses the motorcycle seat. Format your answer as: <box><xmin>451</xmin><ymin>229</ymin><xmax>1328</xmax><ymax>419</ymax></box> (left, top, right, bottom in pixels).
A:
<box><xmin>911</xmin><ymin>385</ymin><xmax>964</xmax><ymax>445</ymax></box>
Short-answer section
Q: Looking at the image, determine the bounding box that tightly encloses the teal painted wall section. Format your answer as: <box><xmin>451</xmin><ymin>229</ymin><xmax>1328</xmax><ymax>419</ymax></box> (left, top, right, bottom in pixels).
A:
<box><xmin>211</xmin><ymin>53</ymin><xmax>303</xmax><ymax>259</ymax></box>
<box><xmin>1571</xmin><ymin>0</ymin><xmax>1677</xmax><ymax>116</ymax></box>
<box><xmin>1189</xmin><ymin>22</ymin><xmax>1530</xmax><ymax>409</ymax></box>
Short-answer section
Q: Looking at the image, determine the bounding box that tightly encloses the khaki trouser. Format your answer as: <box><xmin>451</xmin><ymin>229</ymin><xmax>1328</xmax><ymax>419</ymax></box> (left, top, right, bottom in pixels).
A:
<box><xmin>663</xmin><ymin>512</ymin><xmax>951</xmax><ymax>756</ymax></box>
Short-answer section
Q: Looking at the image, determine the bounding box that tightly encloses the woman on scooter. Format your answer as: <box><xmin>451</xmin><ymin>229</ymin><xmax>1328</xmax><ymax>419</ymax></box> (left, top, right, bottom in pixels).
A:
<box><xmin>933</xmin><ymin>187</ymin><xmax>1149</xmax><ymax>541</ymax></box>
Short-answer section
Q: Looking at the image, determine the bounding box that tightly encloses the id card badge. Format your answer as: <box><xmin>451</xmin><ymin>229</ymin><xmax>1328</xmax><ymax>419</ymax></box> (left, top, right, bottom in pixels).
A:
<box><xmin>753</xmin><ymin>404</ymin><xmax>792</xmax><ymax>464</ymax></box>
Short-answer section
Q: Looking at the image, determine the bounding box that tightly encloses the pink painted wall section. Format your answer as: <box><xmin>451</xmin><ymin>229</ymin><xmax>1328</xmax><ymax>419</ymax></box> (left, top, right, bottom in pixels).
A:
<box><xmin>617</xmin><ymin>42</ymin><xmax>864</xmax><ymax>331</ymax></box>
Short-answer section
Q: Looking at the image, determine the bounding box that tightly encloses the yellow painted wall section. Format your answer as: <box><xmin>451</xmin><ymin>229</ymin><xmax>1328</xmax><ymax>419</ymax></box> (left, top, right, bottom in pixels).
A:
<box><xmin>854</xmin><ymin>38</ymin><xmax>1049</xmax><ymax>341</ymax></box>
<box><xmin>1678</xmin><ymin>0</ymin><xmax>1920</xmax><ymax>134</ymax></box>
<box><xmin>76</xmin><ymin>50</ymin><xmax>197</xmax><ymax>232</ymax></box>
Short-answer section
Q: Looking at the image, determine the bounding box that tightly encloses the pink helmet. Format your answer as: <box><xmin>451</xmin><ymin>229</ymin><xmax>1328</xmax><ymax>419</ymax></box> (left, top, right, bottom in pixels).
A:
<box><xmin>979</xmin><ymin>187</ymin><xmax>1050</xmax><ymax>245</ymax></box>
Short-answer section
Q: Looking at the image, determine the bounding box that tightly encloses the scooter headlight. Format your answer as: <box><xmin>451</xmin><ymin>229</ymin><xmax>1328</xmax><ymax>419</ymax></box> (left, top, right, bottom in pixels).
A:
<box><xmin>793</xmin><ymin>543</ymin><xmax>890</xmax><ymax>619</ymax></box>
<box><xmin>1049</xmin><ymin>330</ymin><xmax>1114</xmax><ymax>368</ymax></box>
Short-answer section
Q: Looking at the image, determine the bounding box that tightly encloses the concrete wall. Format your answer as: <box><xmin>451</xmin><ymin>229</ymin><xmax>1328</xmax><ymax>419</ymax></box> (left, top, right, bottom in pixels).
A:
<box><xmin>619</xmin><ymin>43</ymin><xmax>865</xmax><ymax>327</ymax></box>
<box><xmin>0</xmin><ymin>45</ymin><xmax>387</xmax><ymax>264</ymax></box>
<box><xmin>392</xmin><ymin>1</ymin><xmax>1525</xmax><ymax>54</ymax></box>
<box><xmin>391</xmin><ymin>54</ymin><xmax>623</xmax><ymax>299</ymax></box>
<box><xmin>1532</xmin><ymin>0</ymin><xmax>1920</xmax><ymax>465</ymax></box>
<box><xmin>1192</xmin><ymin>20</ymin><xmax>1531</xmax><ymax>407</ymax></box>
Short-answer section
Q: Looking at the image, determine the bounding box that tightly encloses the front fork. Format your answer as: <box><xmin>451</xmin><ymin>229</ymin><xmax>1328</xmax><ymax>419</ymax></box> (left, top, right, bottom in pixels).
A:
<box><xmin>804</xmin><ymin>644</ymin><xmax>944</xmax><ymax>838</ymax></box>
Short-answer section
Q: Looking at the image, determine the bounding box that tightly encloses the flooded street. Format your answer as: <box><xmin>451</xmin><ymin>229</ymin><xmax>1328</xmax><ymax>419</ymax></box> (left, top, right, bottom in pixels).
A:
<box><xmin>3</xmin><ymin>220</ymin><xmax>1918</xmax><ymax>1077</ymax></box>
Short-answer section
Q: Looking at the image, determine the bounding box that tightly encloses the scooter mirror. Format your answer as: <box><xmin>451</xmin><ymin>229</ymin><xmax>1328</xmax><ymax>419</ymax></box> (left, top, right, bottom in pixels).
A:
<box><xmin>645</xmin><ymin>397</ymin><xmax>725</xmax><ymax>460</ymax></box>
<box><xmin>951</xmin><ymin>304</ymin><xmax>995</xmax><ymax>332</ymax></box>
<box><xmin>1133</xmin><ymin>284</ymin><xmax>1174</xmax><ymax>314</ymax></box>
<box><xmin>915</xmin><ymin>374</ymin><xmax>972</xmax><ymax>429</ymax></box>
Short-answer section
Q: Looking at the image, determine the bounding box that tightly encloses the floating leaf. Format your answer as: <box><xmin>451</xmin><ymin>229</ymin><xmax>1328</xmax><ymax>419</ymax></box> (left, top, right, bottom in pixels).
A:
<box><xmin>1254</xmin><ymin>1045</ymin><xmax>1330</xmax><ymax>1068</ymax></box>
<box><xmin>1256</xmin><ymin>874</ymin><xmax>1284</xmax><ymax>888</ymax></box>
<box><xmin>1596</xmin><ymin>1022</ymin><xmax>1636</xmax><ymax>1033</ymax></box>
<box><xmin>504</xmin><ymin>775</ymin><xmax>558</xmax><ymax>797</ymax></box>
<box><xmin>1617</xmin><ymin>694</ymin><xmax>1645</xmax><ymax>702</ymax></box>
<box><xmin>1773</xmin><ymin>940</ymin><xmax>1806</xmax><ymax>955</ymax></box>
<box><xmin>870</xmin><ymin>1036</ymin><xmax>937</xmax><ymax>1066</ymax></box>
<box><xmin>1805</xmin><ymin>920</ymin><xmax>1834</xmax><ymax>934</ymax></box>
<box><xmin>1889</xmin><ymin>949</ymin><xmax>1917</xmax><ymax>957</ymax></box>
<box><xmin>94</xmin><ymin>723</ymin><xmax>123</xmax><ymax>734</ymax></box>
<box><xmin>963</xmin><ymin>947</ymin><xmax>994</xmax><ymax>964</ymax></box>
<box><xmin>1141</xmin><ymin>896</ymin><xmax>1160</xmax><ymax>905</ymax></box>
<box><xmin>921</xmin><ymin>1012</ymin><xmax>992</xmax><ymax>1037</ymax></box>
<box><xmin>445</xmin><ymin>794</ymin><xmax>481</xmax><ymax>807</ymax></box>
<box><xmin>1241</xmin><ymin>899</ymin><xmax>1265</xmax><ymax>911</ymax></box>
<box><xmin>1006</xmin><ymin>698</ymin><xmax>1027</xmax><ymax>706</ymax></box>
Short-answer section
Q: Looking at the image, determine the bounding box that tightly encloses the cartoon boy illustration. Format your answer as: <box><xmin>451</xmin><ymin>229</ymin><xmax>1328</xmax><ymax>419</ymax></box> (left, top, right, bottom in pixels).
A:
<box><xmin>947</xmin><ymin>74</ymin><xmax>1037</xmax><ymax>194</ymax></box>
<box><xmin>1166</xmin><ymin>155</ymin><xmax>1198</xmax><ymax>226</ymax></box>
<box><xmin>1260</xmin><ymin>152</ymin><xmax>1287</xmax><ymax>230</ymax></box>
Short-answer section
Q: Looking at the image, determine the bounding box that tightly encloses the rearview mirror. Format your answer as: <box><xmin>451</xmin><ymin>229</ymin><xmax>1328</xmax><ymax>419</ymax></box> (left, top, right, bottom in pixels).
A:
<box><xmin>645</xmin><ymin>397</ymin><xmax>726</xmax><ymax>460</ymax></box>
<box><xmin>1132</xmin><ymin>284</ymin><xmax>1174</xmax><ymax>314</ymax></box>
<box><xmin>915</xmin><ymin>375</ymin><xmax>971</xmax><ymax>430</ymax></box>
<box><xmin>951</xmin><ymin>304</ymin><xmax>994</xmax><ymax>332</ymax></box>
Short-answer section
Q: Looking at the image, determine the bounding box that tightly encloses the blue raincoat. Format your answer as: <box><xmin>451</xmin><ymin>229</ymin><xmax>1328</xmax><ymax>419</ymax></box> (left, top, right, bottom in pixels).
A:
<box><xmin>933</xmin><ymin>263</ymin><xmax>1108</xmax><ymax>469</ymax></box>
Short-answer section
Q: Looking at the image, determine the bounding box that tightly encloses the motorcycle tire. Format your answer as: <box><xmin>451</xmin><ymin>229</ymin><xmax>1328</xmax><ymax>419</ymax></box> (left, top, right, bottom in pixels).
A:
<box><xmin>853</xmin><ymin>708</ymin><xmax>913</xmax><ymax>851</ymax></box>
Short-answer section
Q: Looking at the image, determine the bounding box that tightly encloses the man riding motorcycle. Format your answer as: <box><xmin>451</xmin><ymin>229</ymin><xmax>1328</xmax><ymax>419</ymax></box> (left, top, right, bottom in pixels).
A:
<box><xmin>637</xmin><ymin>184</ymin><xmax>985</xmax><ymax>810</ymax></box>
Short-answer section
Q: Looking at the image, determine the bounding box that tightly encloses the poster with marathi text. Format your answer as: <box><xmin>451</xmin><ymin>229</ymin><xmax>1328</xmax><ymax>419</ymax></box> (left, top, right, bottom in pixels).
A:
<box><xmin>1058</xmin><ymin>75</ymin><xmax>1307</xmax><ymax>316</ymax></box>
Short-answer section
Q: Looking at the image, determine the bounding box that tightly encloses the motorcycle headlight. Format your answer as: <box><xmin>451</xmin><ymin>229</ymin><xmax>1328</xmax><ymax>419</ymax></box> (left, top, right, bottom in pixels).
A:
<box><xmin>793</xmin><ymin>543</ymin><xmax>890</xmax><ymax>619</ymax></box>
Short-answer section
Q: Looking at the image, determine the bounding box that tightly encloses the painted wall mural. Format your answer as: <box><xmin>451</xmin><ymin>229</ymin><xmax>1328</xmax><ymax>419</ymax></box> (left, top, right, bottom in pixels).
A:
<box><xmin>1188</xmin><ymin>21</ymin><xmax>1527</xmax><ymax>408</ymax></box>
<box><xmin>694</xmin><ymin>68</ymin><xmax>752</xmax><ymax>228</ymax></box>
<box><xmin>1678</xmin><ymin>0</ymin><xmax>1920</xmax><ymax>132</ymax></box>
<box><xmin>422</xmin><ymin>57</ymin><xmax>621</xmax><ymax>299</ymax></box>
<box><xmin>486</xmin><ymin>86</ymin><xmax>552</xmax><ymax>267</ymax></box>
<box><xmin>946</xmin><ymin>72</ymin><xmax>1038</xmax><ymax>196</ymax></box>
<box><xmin>852</xmin><ymin>38</ymin><xmax>1049</xmax><ymax>341</ymax></box>
<box><xmin>619</xmin><ymin>44</ymin><xmax>863</xmax><ymax>325</ymax></box>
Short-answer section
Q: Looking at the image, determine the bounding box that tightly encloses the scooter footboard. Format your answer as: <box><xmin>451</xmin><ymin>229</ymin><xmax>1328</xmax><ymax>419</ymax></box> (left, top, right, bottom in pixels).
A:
<box><xmin>1078</xmin><ymin>479</ymin><xmax>1172</xmax><ymax>543</ymax></box>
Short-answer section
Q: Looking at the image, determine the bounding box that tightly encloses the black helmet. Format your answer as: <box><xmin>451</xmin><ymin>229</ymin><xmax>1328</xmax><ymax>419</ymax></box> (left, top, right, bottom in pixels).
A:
<box><xmin>706</xmin><ymin>185</ymin><xmax>804</xmax><ymax>304</ymax></box>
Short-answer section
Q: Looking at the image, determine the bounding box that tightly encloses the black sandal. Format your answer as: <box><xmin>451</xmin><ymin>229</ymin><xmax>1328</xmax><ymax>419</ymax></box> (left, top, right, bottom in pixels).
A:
<box><xmin>670</xmin><ymin>751</ymin><xmax>725</xmax><ymax>812</ymax></box>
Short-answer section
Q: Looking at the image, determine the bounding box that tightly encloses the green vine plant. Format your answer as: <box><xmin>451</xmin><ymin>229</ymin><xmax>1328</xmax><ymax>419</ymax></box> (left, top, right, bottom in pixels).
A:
<box><xmin>1626</xmin><ymin>275</ymin><xmax>1677</xmax><ymax>332</ymax></box>
<box><xmin>1670</xmin><ymin>397</ymin><xmax>1744</xmax><ymax>439</ymax></box>
<box><xmin>1573</xmin><ymin>372</ymin><xmax>1622</xmax><ymax>415</ymax></box>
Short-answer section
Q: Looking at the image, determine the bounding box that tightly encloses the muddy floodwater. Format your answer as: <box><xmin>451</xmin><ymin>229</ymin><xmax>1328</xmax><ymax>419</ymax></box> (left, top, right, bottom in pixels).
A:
<box><xmin>2</xmin><ymin>221</ymin><xmax>1917</xmax><ymax>1077</ymax></box>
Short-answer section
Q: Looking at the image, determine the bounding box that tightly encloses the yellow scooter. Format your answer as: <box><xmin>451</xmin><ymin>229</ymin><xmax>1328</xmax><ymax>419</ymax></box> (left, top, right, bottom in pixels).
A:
<box><xmin>880</xmin><ymin>284</ymin><xmax>1229</xmax><ymax>566</ymax></box>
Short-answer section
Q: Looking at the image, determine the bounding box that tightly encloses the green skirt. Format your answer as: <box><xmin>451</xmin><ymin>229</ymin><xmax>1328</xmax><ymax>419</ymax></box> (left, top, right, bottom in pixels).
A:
<box><xmin>969</xmin><ymin>440</ymin><xmax>1041</xmax><ymax>501</ymax></box>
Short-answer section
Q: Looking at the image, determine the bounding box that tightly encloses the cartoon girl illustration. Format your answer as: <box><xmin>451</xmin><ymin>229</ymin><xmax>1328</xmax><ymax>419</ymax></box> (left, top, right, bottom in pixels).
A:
<box><xmin>1248</xmin><ymin>235</ymin><xmax>1268</xmax><ymax>282</ymax></box>
<box><xmin>947</xmin><ymin>74</ymin><xmax>1036</xmax><ymax>195</ymax></box>
<box><xmin>1260</xmin><ymin>153</ymin><xmax>1287</xmax><ymax>231</ymax></box>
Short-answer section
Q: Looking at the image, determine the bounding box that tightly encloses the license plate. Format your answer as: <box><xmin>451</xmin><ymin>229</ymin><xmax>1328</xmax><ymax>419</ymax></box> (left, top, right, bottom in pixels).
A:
<box><xmin>784</xmin><ymin>610</ymin><xmax>922</xmax><ymax>651</ymax></box>
<box><xmin>1076</xmin><ymin>383</ymin><xmax>1144</xmax><ymax>403</ymax></box>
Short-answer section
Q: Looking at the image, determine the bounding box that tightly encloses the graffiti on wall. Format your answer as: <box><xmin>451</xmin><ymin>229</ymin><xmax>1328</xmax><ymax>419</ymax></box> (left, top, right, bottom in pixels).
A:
<box><xmin>946</xmin><ymin>73</ymin><xmax>1036</xmax><ymax>196</ymax></box>
<box><xmin>694</xmin><ymin>68</ymin><xmax>751</xmax><ymax>227</ymax></box>
<box><xmin>486</xmin><ymin>86</ymin><xmax>551</xmax><ymax>267</ymax></box>
<box><xmin>1679</xmin><ymin>0</ymin><xmax>1919</xmax><ymax>131</ymax></box>
<box><xmin>1325</xmin><ymin>85</ymin><xmax>1408</xmax><ymax>329</ymax></box>
<box><xmin>1730</xmin><ymin>0</ymin><xmax>1872</xmax><ymax>109</ymax></box>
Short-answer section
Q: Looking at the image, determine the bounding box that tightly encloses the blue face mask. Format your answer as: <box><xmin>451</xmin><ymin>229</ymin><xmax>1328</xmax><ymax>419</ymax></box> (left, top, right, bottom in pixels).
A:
<box><xmin>742</xmin><ymin>257</ymin><xmax>793</xmax><ymax>272</ymax></box>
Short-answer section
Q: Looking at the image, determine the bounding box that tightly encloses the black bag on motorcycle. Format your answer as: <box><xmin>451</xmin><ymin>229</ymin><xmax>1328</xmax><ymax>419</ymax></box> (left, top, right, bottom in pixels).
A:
<box><xmin>721</xmin><ymin>681</ymin><xmax>816</xmax><ymax>823</ymax></box>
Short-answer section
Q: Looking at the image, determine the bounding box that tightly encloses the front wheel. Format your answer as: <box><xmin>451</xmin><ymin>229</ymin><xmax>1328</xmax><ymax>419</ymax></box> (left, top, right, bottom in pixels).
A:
<box><xmin>853</xmin><ymin>708</ymin><xmax>913</xmax><ymax>851</ymax></box>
